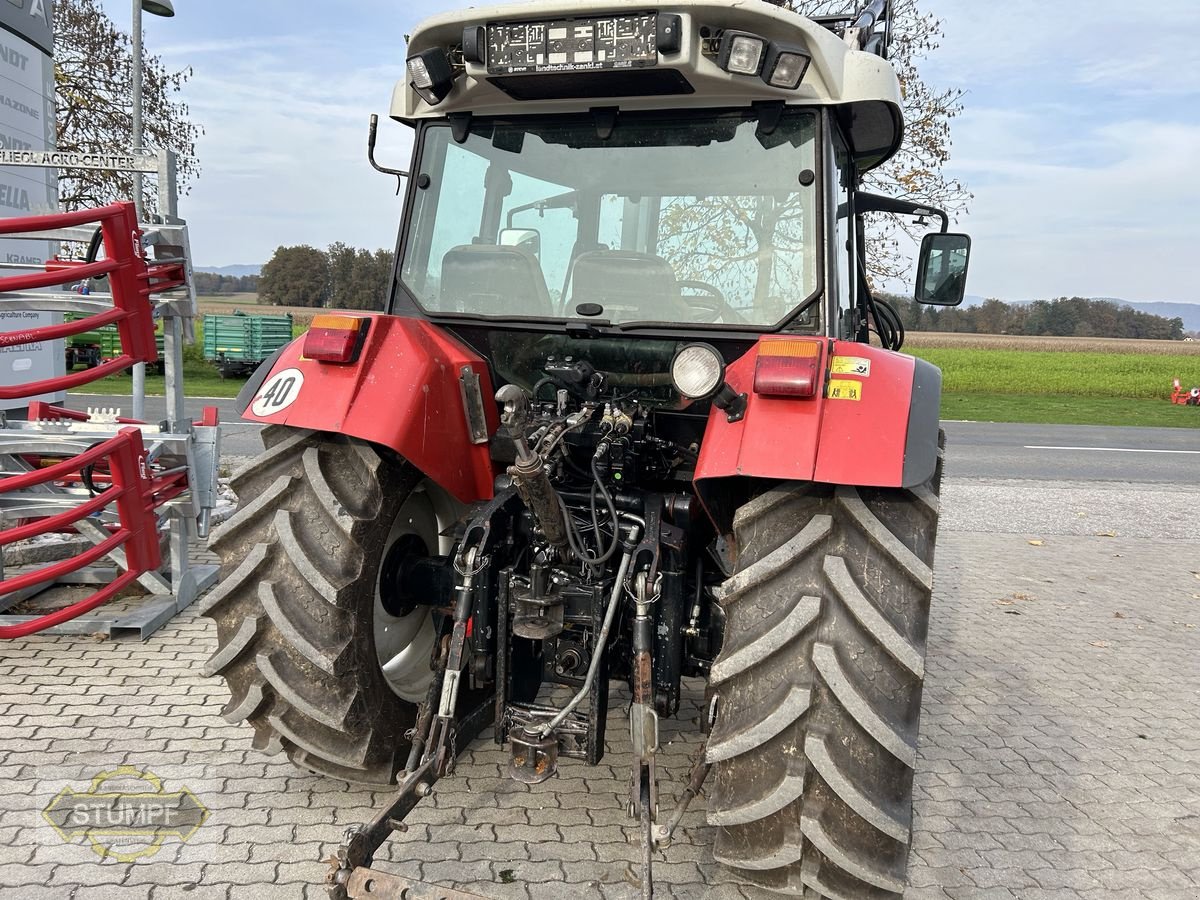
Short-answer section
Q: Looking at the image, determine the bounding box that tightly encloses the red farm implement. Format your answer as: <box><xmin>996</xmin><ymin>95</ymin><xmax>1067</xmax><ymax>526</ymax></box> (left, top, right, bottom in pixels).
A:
<box><xmin>1171</xmin><ymin>378</ymin><xmax>1200</xmax><ymax>406</ymax></box>
<box><xmin>0</xmin><ymin>201</ymin><xmax>220</xmax><ymax>640</ymax></box>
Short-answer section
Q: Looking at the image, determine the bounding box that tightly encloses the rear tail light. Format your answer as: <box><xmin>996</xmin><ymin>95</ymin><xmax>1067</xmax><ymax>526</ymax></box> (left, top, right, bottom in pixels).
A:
<box><xmin>753</xmin><ymin>339</ymin><xmax>823</xmax><ymax>398</ymax></box>
<box><xmin>303</xmin><ymin>315</ymin><xmax>368</xmax><ymax>364</ymax></box>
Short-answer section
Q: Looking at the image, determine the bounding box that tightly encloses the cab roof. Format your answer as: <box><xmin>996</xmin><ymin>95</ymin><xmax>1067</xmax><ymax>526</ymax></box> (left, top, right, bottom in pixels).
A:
<box><xmin>397</xmin><ymin>0</ymin><xmax>904</xmax><ymax>171</ymax></box>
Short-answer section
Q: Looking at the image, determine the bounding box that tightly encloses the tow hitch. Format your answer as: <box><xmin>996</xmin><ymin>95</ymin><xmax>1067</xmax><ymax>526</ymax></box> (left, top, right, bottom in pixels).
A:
<box><xmin>328</xmin><ymin>521</ymin><xmax>710</xmax><ymax>899</ymax></box>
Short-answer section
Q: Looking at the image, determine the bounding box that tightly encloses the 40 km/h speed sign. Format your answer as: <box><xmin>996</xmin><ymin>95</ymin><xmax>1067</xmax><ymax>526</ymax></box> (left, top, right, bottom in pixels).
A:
<box><xmin>250</xmin><ymin>368</ymin><xmax>304</xmax><ymax>417</ymax></box>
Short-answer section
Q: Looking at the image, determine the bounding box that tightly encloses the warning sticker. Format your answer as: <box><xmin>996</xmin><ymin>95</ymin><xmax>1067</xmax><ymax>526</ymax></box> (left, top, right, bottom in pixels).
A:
<box><xmin>827</xmin><ymin>379</ymin><xmax>863</xmax><ymax>402</ymax></box>
<box><xmin>831</xmin><ymin>356</ymin><xmax>871</xmax><ymax>377</ymax></box>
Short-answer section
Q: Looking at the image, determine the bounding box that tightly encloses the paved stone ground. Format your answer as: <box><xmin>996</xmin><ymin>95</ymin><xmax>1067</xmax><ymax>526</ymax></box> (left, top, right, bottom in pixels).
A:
<box><xmin>2</xmin><ymin>525</ymin><xmax>1199</xmax><ymax>899</ymax></box>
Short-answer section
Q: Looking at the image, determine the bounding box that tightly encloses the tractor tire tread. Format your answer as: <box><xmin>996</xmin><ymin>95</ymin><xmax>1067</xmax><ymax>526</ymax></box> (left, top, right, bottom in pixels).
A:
<box><xmin>203</xmin><ymin>430</ymin><xmax>417</xmax><ymax>785</ymax></box>
<box><xmin>707</xmin><ymin>433</ymin><xmax>942</xmax><ymax>900</ymax></box>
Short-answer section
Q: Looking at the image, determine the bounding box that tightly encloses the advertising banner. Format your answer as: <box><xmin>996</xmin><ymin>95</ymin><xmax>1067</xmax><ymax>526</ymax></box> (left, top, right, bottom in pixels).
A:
<box><xmin>0</xmin><ymin>2</ymin><xmax>61</xmax><ymax>409</ymax></box>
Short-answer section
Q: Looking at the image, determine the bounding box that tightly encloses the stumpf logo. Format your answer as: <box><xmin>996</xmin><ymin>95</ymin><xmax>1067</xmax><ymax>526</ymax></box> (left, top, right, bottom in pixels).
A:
<box><xmin>42</xmin><ymin>766</ymin><xmax>209</xmax><ymax>862</ymax></box>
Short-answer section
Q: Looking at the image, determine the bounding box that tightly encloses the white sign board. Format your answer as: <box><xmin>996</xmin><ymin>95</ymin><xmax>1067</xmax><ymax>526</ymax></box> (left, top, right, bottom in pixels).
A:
<box><xmin>0</xmin><ymin>13</ymin><xmax>64</xmax><ymax>410</ymax></box>
<box><xmin>0</xmin><ymin>149</ymin><xmax>159</xmax><ymax>173</ymax></box>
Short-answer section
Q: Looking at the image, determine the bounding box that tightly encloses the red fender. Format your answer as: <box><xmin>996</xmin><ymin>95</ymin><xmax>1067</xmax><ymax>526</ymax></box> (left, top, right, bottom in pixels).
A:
<box><xmin>694</xmin><ymin>337</ymin><xmax>941</xmax><ymax>494</ymax></box>
<box><xmin>240</xmin><ymin>315</ymin><xmax>497</xmax><ymax>504</ymax></box>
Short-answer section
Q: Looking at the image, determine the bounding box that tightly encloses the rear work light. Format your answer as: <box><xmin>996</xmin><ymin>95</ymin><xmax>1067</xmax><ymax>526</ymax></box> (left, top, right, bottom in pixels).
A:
<box><xmin>753</xmin><ymin>339</ymin><xmax>823</xmax><ymax>398</ymax></box>
<box><xmin>303</xmin><ymin>315</ymin><xmax>368</xmax><ymax>364</ymax></box>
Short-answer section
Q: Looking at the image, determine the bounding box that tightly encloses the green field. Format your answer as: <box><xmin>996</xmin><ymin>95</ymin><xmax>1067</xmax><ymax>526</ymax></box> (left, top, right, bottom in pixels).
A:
<box><xmin>910</xmin><ymin>346</ymin><xmax>1200</xmax><ymax>428</ymax></box>
<box><xmin>909</xmin><ymin>347</ymin><xmax>1200</xmax><ymax>401</ymax></box>
<box><xmin>942</xmin><ymin>392</ymin><xmax>1200</xmax><ymax>428</ymax></box>
<box><xmin>78</xmin><ymin>368</ymin><xmax>242</xmax><ymax>399</ymax></box>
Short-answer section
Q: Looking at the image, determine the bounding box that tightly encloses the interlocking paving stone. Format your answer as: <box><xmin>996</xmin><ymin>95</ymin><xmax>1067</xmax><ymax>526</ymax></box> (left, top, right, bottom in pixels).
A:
<box><xmin>0</xmin><ymin>517</ymin><xmax>1197</xmax><ymax>899</ymax></box>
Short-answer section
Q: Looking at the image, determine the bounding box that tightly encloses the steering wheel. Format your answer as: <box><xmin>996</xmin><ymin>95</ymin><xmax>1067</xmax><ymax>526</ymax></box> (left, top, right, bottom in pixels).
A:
<box><xmin>677</xmin><ymin>280</ymin><xmax>747</xmax><ymax>324</ymax></box>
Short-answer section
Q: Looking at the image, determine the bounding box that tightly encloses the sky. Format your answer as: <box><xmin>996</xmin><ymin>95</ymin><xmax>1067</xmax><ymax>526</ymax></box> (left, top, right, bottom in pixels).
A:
<box><xmin>122</xmin><ymin>0</ymin><xmax>1200</xmax><ymax>304</ymax></box>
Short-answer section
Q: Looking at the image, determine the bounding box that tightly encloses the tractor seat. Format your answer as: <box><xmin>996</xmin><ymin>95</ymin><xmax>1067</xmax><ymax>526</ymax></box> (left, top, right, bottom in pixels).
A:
<box><xmin>439</xmin><ymin>244</ymin><xmax>554</xmax><ymax>317</ymax></box>
<box><xmin>567</xmin><ymin>250</ymin><xmax>681</xmax><ymax>320</ymax></box>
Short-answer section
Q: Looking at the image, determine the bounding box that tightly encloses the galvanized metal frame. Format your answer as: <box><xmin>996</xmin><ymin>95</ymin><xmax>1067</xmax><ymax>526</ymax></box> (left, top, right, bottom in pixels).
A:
<box><xmin>0</xmin><ymin>192</ymin><xmax>219</xmax><ymax>640</ymax></box>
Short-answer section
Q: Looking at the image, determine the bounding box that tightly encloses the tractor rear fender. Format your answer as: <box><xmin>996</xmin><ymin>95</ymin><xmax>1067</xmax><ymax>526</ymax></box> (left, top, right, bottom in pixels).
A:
<box><xmin>694</xmin><ymin>338</ymin><xmax>940</xmax><ymax>527</ymax></box>
<box><xmin>236</xmin><ymin>315</ymin><xmax>498</xmax><ymax>504</ymax></box>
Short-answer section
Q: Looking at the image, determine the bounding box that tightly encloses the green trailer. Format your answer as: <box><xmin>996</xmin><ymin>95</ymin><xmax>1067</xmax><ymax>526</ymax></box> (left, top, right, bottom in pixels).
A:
<box><xmin>202</xmin><ymin>312</ymin><xmax>294</xmax><ymax>378</ymax></box>
<box><xmin>64</xmin><ymin>313</ymin><xmax>166</xmax><ymax>374</ymax></box>
<box><xmin>63</xmin><ymin>314</ymin><xmax>111</xmax><ymax>370</ymax></box>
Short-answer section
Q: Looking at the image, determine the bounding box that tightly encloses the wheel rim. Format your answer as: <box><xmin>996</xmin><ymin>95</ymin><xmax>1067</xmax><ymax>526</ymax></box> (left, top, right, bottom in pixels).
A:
<box><xmin>374</xmin><ymin>486</ymin><xmax>440</xmax><ymax>702</ymax></box>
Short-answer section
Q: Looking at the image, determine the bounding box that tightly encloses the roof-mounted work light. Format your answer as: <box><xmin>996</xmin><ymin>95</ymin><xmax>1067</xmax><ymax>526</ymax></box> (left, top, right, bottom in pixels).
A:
<box><xmin>717</xmin><ymin>31</ymin><xmax>767</xmax><ymax>76</ymax></box>
<box><xmin>762</xmin><ymin>43</ymin><xmax>811</xmax><ymax>89</ymax></box>
<box><xmin>407</xmin><ymin>49</ymin><xmax>455</xmax><ymax>105</ymax></box>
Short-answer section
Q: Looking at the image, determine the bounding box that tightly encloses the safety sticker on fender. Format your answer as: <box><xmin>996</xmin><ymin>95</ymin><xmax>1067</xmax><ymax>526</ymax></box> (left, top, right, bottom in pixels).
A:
<box><xmin>831</xmin><ymin>356</ymin><xmax>871</xmax><ymax>377</ymax></box>
<box><xmin>251</xmin><ymin>368</ymin><xmax>304</xmax><ymax>417</ymax></box>
<box><xmin>827</xmin><ymin>379</ymin><xmax>863</xmax><ymax>402</ymax></box>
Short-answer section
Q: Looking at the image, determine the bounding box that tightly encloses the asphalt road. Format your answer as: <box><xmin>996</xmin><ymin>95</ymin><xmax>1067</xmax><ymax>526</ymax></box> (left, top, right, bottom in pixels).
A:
<box><xmin>943</xmin><ymin>420</ymin><xmax>1200</xmax><ymax>483</ymax></box>
<box><xmin>67</xmin><ymin>392</ymin><xmax>266</xmax><ymax>463</ymax></box>
<box><xmin>67</xmin><ymin>393</ymin><xmax>1200</xmax><ymax>484</ymax></box>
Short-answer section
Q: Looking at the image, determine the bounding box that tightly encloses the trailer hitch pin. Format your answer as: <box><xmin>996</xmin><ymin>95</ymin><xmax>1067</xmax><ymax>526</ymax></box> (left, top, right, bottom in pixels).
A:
<box><xmin>508</xmin><ymin>726</ymin><xmax>558</xmax><ymax>784</ymax></box>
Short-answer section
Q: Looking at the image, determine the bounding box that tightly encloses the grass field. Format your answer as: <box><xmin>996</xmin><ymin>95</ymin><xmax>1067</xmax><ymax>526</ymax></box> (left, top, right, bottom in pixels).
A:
<box><xmin>79</xmin><ymin>369</ymin><xmax>242</xmax><ymax>399</ymax></box>
<box><xmin>912</xmin><ymin>337</ymin><xmax>1200</xmax><ymax>427</ymax></box>
<box><xmin>942</xmin><ymin>393</ymin><xmax>1200</xmax><ymax>428</ymax></box>
<box><xmin>908</xmin><ymin>347</ymin><xmax>1200</xmax><ymax>401</ymax></box>
<box><xmin>906</xmin><ymin>331</ymin><xmax>1200</xmax><ymax>356</ymax></box>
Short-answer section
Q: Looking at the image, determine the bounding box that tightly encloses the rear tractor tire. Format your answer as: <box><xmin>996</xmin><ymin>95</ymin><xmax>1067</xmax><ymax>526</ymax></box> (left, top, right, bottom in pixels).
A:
<box><xmin>201</xmin><ymin>427</ymin><xmax>454</xmax><ymax>785</ymax></box>
<box><xmin>706</xmin><ymin>450</ymin><xmax>942</xmax><ymax>898</ymax></box>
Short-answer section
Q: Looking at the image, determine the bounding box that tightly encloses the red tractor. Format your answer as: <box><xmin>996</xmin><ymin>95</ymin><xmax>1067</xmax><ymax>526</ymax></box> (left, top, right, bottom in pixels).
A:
<box><xmin>204</xmin><ymin>2</ymin><xmax>971</xmax><ymax>897</ymax></box>
<box><xmin>1172</xmin><ymin>378</ymin><xmax>1200</xmax><ymax>406</ymax></box>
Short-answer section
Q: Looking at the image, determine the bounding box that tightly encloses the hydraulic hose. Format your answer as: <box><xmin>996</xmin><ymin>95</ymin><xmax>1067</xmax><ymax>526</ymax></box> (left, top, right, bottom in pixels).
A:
<box><xmin>588</xmin><ymin>450</ymin><xmax>621</xmax><ymax>567</ymax></box>
<box><xmin>537</xmin><ymin>519</ymin><xmax>641</xmax><ymax>737</ymax></box>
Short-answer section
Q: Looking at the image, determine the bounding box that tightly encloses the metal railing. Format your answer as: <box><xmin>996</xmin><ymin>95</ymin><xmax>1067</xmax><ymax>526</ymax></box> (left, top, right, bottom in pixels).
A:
<box><xmin>0</xmin><ymin>199</ymin><xmax>219</xmax><ymax>639</ymax></box>
<box><xmin>0</xmin><ymin>427</ymin><xmax>160</xmax><ymax>638</ymax></box>
<box><xmin>0</xmin><ymin>202</ymin><xmax>172</xmax><ymax>399</ymax></box>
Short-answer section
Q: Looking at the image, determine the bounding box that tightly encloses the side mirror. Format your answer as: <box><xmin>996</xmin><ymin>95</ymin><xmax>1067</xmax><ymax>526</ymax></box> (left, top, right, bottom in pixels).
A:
<box><xmin>915</xmin><ymin>233</ymin><xmax>971</xmax><ymax>307</ymax></box>
<box><xmin>499</xmin><ymin>228</ymin><xmax>541</xmax><ymax>258</ymax></box>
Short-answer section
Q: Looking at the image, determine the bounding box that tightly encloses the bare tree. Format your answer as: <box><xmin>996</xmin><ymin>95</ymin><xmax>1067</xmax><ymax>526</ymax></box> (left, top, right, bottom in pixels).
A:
<box><xmin>778</xmin><ymin>0</ymin><xmax>972</xmax><ymax>282</ymax></box>
<box><xmin>660</xmin><ymin>1</ymin><xmax>969</xmax><ymax>301</ymax></box>
<box><xmin>54</xmin><ymin>0</ymin><xmax>201</xmax><ymax>212</ymax></box>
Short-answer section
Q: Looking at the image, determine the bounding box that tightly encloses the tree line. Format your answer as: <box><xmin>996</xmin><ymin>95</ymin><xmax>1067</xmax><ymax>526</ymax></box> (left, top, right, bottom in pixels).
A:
<box><xmin>257</xmin><ymin>244</ymin><xmax>396</xmax><ymax>310</ymax></box>
<box><xmin>889</xmin><ymin>295</ymin><xmax>1186</xmax><ymax>341</ymax></box>
<box><xmin>194</xmin><ymin>272</ymin><xmax>260</xmax><ymax>296</ymax></box>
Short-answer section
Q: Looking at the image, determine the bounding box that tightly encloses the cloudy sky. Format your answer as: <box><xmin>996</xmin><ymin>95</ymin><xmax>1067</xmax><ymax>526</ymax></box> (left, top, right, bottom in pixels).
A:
<box><xmin>127</xmin><ymin>0</ymin><xmax>1199</xmax><ymax>304</ymax></box>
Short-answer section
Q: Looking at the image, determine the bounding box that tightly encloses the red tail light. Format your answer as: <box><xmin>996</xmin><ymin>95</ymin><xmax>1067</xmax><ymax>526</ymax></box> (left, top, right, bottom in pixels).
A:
<box><xmin>304</xmin><ymin>315</ymin><xmax>368</xmax><ymax>363</ymax></box>
<box><xmin>753</xmin><ymin>339</ymin><xmax>823</xmax><ymax>398</ymax></box>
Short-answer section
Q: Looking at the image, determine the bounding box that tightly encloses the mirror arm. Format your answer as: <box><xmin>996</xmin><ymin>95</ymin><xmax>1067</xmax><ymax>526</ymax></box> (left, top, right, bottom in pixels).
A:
<box><xmin>854</xmin><ymin>191</ymin><xmax>949</xmax><ymax>233</ymax></box>
<box><xmin>368</xmin><ymin>114</ymin><xmax>410</xmax><ymax>195</ymax></box>
<box><xmin>505</xmin><ymin>190</ymin><xmax>578</xmax><ymax>229</ymax></box>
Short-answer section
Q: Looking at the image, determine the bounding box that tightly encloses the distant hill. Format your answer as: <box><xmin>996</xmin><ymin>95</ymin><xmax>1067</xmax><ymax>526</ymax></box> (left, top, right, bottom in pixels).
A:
<box><xmin>960</xmin><ymin>294</ymin><xmax>1199</xmax><ymax>332</ymax></box>
<box><xmin>196</xmin><ymin>264</ymin><xmax>262</xmax><ymax>278</ymax></box>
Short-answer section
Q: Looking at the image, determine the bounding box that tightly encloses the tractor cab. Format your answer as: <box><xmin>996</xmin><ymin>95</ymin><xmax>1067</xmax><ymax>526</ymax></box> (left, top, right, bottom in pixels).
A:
<box><xmin>389</xmin><ymin>0</ymin><xmax>961</xmax><ymax>350</ymax></box>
